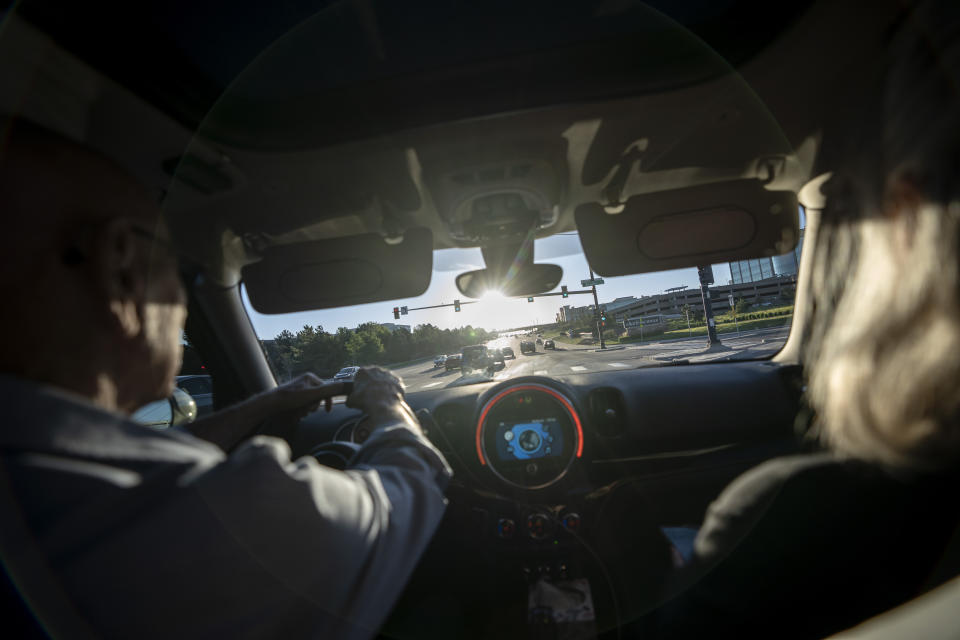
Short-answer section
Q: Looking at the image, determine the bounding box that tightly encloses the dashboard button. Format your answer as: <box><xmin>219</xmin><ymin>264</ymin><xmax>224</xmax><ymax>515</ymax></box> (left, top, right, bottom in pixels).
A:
<box><xmin>496</xmin><ymin>518</ymin><xmax>516</xmax><ymax>539</ymax></box>
<box><xmin>562</xmin><ymin>512</ymin><xmax>582</xmax><ymax>533</ymax></box>
<box><xmin>526</xmin><ymin>513</ymin><xmax>550</xmax><ymax>540</ymax></box>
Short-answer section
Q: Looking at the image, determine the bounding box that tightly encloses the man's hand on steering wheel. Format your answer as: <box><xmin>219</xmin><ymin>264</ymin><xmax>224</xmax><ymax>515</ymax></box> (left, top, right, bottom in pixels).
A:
<box><xmin>186</xmin><ymin>373</ymin><xmax>347</xmax><ymax>450</ymax></box>
<box><xmin>185</xmin><ymin>368</ymin><xmax>417</xmax><ymax>451</ymax></box>
<box><xmin>346</xmin><ymin>367</ymin><xmax>420</xmax><ymax>434</ymax></box>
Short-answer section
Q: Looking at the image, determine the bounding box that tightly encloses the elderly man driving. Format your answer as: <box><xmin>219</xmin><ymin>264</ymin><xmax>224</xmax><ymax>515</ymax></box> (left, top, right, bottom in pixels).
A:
<box><xmin>0</xmin><ymin>119</ymin><xmax>451</xmax><ymax>639</ymax></box>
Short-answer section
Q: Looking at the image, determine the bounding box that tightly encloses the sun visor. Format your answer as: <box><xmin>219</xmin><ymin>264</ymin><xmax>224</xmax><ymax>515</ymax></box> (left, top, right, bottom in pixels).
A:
<box><xmin>242</xmin><ymin>228</ymin><xmax>433</xmax><ymax>313</ymax></box>
<box><xmin>575</xmin><ymin>180</ymin><xmax>798</xmax><ymax>276</ymax></box>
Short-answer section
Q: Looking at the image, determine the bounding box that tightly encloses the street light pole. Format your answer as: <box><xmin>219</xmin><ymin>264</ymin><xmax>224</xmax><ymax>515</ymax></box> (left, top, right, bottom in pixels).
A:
<box><xmin>590</xmin><ymin>268</ymin><xmax>606</xmax><ymax>349</ymax></box>
<box><xmin>697</xmin><ymin>265</ymin><xmax>721</xmax><ymax>347</ymax></box>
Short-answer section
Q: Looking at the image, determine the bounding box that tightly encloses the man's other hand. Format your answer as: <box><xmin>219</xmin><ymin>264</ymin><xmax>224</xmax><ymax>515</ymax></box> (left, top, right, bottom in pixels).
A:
<box><xmin>185</xmin><ymin>373</ymin><xmax>347</xmax><ymax>450</ymax></box>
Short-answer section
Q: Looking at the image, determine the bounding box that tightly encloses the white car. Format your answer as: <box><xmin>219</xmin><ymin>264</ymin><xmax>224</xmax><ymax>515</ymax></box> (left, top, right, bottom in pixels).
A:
<box><xmin>434</xmin><ymin>355</ymin><xmax>447</xmax><ymax>368</ymax></box>
<box><xmin>333</xmin><ymin>366</ymin><xmax>360</xmax><ymax>381</ymax></box>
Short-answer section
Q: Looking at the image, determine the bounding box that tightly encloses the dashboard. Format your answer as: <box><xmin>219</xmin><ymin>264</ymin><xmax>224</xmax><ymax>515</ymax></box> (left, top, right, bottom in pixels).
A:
<box><xmin>301</xmin><ymin>361</ymin><xmax>801</xmax><ymax>496</ymax></box>
<box><xmin>291</xmin><ymin>361</ymin><xmax>803</xmax><ymax>637</ymax></box>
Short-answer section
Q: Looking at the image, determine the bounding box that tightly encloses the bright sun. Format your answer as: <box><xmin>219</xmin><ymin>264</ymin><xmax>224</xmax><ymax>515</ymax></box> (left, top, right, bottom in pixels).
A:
<box><xmin>480</xmin><ymin>289</ymin><xmax>507</xmax><ymax>302</ymax></box>
<box><xmin>477</xmin><ymin>289</ymin><xmax>519</xmax><ymax>333</ymax></box>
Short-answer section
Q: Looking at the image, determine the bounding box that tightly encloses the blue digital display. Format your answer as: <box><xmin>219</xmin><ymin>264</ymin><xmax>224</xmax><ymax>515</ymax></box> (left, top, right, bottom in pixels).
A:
<box><xmin>495</xmin><ymin>418</ymin><xmax>562</xmax><ymax>461</ymax></box>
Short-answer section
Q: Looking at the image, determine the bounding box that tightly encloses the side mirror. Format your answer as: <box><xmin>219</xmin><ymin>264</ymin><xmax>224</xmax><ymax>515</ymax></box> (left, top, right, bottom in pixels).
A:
<box><xmin>131</xmin><ymin>388</ymin><xmax>198</xmax><ymax>430</ymax></box>
<box><xmin>170</xmin><ymin>388</ymin><xmax>198</xmax><ymax>425</ymax></box>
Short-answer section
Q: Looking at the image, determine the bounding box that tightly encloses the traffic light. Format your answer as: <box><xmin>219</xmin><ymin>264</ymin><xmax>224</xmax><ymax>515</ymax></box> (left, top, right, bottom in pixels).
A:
<box><xmin>393</xmin><ymin>307</ymin><xmax>400</xmax><ymax>320</ymax></box>
<box><xmin>527</xmin><ymin>296</ymin><xmax>534</xmax><ymax>303</ymax></box>
<box><xmin>601</xmin><ymin>313</ymin><xmax>606</xmax><ymax>326</ymax></box>
<box><xmin>561</xmin><ymin>285</ymin><xmax>568</xmax><ymax>298</ymax></box>
<box><xmin>454</xmin><ymin>299</ymin><xmax>461</xmax><ymax>312</ymax></box>
<box><xmin>697</xmin><ymin>265</ymin><xmax>715</xmax><ymax>285</ymax></box>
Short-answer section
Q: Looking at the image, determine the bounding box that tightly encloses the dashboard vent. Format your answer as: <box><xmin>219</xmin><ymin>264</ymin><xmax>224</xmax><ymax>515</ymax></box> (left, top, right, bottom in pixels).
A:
<box><xmin>587</xmin><ymin>388</ymin><xmax>627</xmax><ymax>438</ymax></box>
<box><xmin>430</xmin><ymin>402</ymin><xmax>473</xmax><ymax>454</ymax></box>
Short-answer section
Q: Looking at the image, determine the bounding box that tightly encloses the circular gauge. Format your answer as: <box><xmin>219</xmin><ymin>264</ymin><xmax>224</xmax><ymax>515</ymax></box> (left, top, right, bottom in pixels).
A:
<box><xmin>352</xmin><ymin>416</ymin><xmax>373</xmax><ymax>444</ymax></box>
<box><xmin>475</xmin><ymin>383</ymin><xmax>583</xmax><ymax>490</ymax></box>
<box><xmin>334</xmin><ymin>415</ymin><xmax>373</xmax><ymax>444</ymax></box>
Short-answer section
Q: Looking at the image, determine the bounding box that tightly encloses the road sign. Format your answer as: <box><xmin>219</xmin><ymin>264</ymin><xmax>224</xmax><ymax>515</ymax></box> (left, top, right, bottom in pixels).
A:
<box><xmin>581</xmin><ymin>278</ymin><xmax>605</xmax><ymax>287</ymax></box>
<box><xmin>728</xmin><ymin>295</ymin><xmax>735</xmax><ymax>308</ymax></box>
<box><xmin>401</xmin><ymin>306</ymin><xmax>408</xmax><ymax>315</ymax></box>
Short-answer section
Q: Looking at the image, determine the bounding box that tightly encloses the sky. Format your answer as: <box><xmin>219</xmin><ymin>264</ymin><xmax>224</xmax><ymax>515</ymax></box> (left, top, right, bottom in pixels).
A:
<box><xmin>243</xmin><ymin>232</ymin><xmax>734</xmax><ymax>338</ymax></box>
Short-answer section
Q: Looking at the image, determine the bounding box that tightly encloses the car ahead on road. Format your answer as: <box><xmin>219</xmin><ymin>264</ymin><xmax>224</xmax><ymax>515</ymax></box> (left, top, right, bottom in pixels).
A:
<box><xmin>490</xmin><ymin>348</ymin><xmax>506</xmax><ymax>366</ymax></box>
<box><xmin>543</xmin><ymin>339</ymin><xmax>555</xmax><ymax>350</ymax></box>
<box><xmin>460</xmin><ymin>345</ymin><xmax>493</xmax><ymax>371</ymax></box>
<box><xmin>500</xmin><ymin>346</ymin><xmax>515</xmax><ymax>359</ymax></box>
<box><xmin>444</xmin><ymin>354</ymin><xmax>462</xmax><ymax>371</ymax></box>
<box><xmin>536</xmin><ymin>337</ymin><xmax>543</xmax><ymax>345</ymax></box>
<box><xmin>333</xmin><ymin>366</ymin><xmax>360</xmax><ymax>381</ymax></box>
<box><xmin>433</xmin><ymin>355</ymin><xmax>447</xmax><ymax>368</ymax></box>
<box><xmin>519</xmin><ymin>340</ymin><xmax>536</xmax><ymax>354</ymax></box>
<box><xmin>175</xmin><ymin>374</ymin><xmax>214</xmax><ymax>416</ymax></box>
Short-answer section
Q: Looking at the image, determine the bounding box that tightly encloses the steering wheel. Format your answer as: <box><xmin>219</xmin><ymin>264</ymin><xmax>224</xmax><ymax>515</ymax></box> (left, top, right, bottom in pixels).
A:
<box><xmin>310</xmin><ymin>441</ymin><xmax>362</xmax><ymax>470</ymax></box>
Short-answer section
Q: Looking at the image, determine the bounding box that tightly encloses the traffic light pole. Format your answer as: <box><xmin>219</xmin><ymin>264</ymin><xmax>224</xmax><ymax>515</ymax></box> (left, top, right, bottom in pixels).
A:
<box><xmin>697</xmin><ymin>265</ymin><xmax>721</xmax><ymax>347</ymax></box>
<box><xmin>590</xmin><ymin>268</ymin><xmax>606</xmax><ymax>349</ymax></box>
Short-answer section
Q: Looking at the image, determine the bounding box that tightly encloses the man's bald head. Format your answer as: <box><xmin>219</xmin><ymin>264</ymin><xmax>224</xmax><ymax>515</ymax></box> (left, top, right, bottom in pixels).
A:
<box><xmin>0</xmin><ymin>119</ymin><xmax>162</xmax><ymax>268</ymax></box>
<box><xmin>0</xmin><ymin>117</ymin><xmax>186</xmax><ymax>413</ymax></box>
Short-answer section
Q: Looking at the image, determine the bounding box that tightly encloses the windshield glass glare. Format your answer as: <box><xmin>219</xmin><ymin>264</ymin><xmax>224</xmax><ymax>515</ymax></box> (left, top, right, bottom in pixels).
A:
<box><xmin>245</xmin><ymin>224</ymin><xmax>803</xmax><ymax>391</ymax></box>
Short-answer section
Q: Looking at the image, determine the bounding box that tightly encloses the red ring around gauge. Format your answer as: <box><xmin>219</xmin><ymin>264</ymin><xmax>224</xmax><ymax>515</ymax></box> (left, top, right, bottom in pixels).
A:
<box><xmin>475</xmin><ymin>384</ymin><xmax>584</xmax><ymax>465</ymax></box>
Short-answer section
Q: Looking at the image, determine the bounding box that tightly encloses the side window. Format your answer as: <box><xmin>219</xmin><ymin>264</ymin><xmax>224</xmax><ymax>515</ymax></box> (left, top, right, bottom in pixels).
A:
<box><xmin>131</xmin><ymin>334</ymin><xmax>215</xmax><ymax>428</ymax></box>
<box><xmin>176</xmin><ymin>336</ymin><xmax>214</xmax><ymax>417</ymax></box>
<box><xmin>179</xmin><ymin>377</ymin><xmax>212</xmax><ymax>397</ymax></box>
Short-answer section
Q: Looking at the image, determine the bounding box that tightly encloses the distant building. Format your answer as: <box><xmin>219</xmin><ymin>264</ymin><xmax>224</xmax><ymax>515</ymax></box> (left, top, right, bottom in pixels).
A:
<box><xmin>729</xmin><ymin>257</ymin><xmax>776</xmax><ymax>284</ymax></box>
<box><xmin>378</xmin><ymin>323</ymin><xmax>412</xmax><ymax>332</ymax></box>
<box><xmin>729</xmin><ymin>228</ymin><xmax>805</xmax><ymax>283</ymax></box>
<box><xmin>603</xmin><ymin>296</ymin><xmax>639</xmax><ymax>314</ymax></box>
<box><xmin>608</xmin><ymin>275</ymin><xmax>797</xmax><ymax>330</ymax></box>
<box><xmin>772</xmin><ymin>227</ymin><xmax>805</xmax><ymax>277</ymax></box>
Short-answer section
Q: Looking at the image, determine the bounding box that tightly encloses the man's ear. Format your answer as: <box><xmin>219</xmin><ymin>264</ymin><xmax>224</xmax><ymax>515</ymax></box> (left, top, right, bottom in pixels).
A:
<box><xmin>94</xmin><ymin>218</ymin><xmax>145</xmax><ymax>338</ymax></box>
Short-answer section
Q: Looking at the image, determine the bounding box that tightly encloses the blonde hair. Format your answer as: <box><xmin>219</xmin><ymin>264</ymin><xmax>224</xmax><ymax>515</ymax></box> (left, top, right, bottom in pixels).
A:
<box><xmin>800</xmin><ymin>0</ymin><xmax>960</xmax><ymax>470</ymax></box>
<box><xmin>806</xmin><ymin>201</ymin><xmax>960</xmax><ymax>470</ymax></box>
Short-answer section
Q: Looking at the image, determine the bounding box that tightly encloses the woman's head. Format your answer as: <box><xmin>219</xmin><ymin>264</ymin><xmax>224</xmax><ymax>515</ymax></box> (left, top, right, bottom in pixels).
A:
<box><xmin>804</xmin><ymin>0</ymin><xmax>960</xmax><ymax>470</ymax></box>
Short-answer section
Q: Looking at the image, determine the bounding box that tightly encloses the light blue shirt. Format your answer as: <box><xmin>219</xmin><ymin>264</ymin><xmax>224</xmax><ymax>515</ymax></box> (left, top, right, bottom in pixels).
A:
<box><xmin>0</xmin><ymin>377</ymin><xmax>451</xmax><ymax>639</ymax></box>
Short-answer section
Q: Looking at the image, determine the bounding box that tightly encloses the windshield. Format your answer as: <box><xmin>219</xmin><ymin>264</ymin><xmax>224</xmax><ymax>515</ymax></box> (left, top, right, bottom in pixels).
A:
<box><xmin>246</xmin><ymin>219</ymin><xmax>803</xmax><ymax>391</ymax></box>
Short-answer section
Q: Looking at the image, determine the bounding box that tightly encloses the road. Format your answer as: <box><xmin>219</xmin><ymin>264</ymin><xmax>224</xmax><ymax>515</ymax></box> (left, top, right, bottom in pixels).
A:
<box><xmin>390</xmin><ymin>326</ymin><xmax>791</xmax><ymax>393</ymax></box>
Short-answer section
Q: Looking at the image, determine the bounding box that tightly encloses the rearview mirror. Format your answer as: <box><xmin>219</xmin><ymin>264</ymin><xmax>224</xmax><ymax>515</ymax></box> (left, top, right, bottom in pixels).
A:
<box><xmin>456</xmin><ymin>263</ymin><xmax>562</xmax><ymax>298</ymax></box>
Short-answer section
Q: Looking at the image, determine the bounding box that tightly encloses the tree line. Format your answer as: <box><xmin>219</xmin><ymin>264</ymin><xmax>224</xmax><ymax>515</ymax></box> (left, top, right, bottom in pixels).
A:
<box><xmin>261</xmin><ymin>323</ymin><xmax>496</xmax><ymax>380</ymax></box>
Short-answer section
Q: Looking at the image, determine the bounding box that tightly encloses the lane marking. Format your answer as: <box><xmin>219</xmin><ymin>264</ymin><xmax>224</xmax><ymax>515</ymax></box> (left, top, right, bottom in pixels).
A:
<box><xmin>570</xmin><ymin>366</ymin><xmax>588</xmax><ymax>372</ymax></box>
<box><xmin>420</xmin><ymin>382</ymin><xmax>443</xmax><ymax>389</ymax></box>
<box><xmin>608</xmin><ymin>362</ymin><xmax>629</xmax><ymax>368</ymax></box>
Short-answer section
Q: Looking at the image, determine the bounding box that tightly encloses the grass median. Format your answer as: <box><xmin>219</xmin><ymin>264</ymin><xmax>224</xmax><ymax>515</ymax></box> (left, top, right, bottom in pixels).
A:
<box><xmin>624</xmin><ymin>315</ymin><xmax>792</xmax><ymax>342</ymax></box>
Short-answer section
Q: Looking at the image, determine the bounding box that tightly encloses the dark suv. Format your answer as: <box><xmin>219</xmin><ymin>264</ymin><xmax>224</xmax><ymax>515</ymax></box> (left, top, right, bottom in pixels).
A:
<box><xmin>460</xmin><ymin>345</ymin><xmax>492</xmax><ymax>371</ymax></box>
